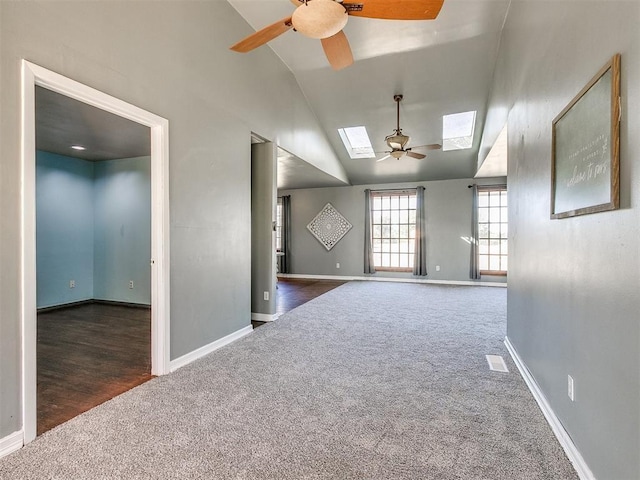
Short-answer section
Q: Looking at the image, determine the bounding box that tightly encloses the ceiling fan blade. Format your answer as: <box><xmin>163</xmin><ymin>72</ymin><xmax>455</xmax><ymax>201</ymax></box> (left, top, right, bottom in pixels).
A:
<box><xmin>343</xmin><ymin>0</ymin><xmax>444</xmax><ymax>20</ymax></box>
<box><xmin>230</xmin><ymin>16</ymin><xmax>293</xmax><ymax>53</ymax></box>
<box><xmin>406</xmin><ymin>151</ymin><xmax>426</xmax><ymax>159</ymax></box>
<box><xmin>289</xmin><ymin>0</ymin><xmax>301</xmax><ymax>6</ymax></box>
<box><xmin>411</xmin><ymin>143</ymin><xmax>442</xmax><ymax>150</ymax></box>
<box><xmin>376</xmin><ymin>154</ymin><xmax>392</xmax><ymax>162</ymax></box>
<box><xmin>321</xmin><ymin>30</ymin><xmax>354</xmax><ymax>70</ymax></box>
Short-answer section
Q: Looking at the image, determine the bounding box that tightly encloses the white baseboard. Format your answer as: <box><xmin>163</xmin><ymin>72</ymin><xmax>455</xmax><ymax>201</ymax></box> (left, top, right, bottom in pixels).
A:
<box><xmin>278</xmin><ymin>273</ymin><xmax>506</xmax><ymax>288</ymax></box>
<box><xmin>504</xmin><ymin>337</ymin><xmax>595</xmax><ymax>480</ymax></box>
<box><xmin>0</xmin><ymin>430</ymin><xmax>23</xmax><ymax>459</ymax></box>
<box><xmin>169</xmin><ymin>325</ymin><xmax>253</xmax><ymax>372</ymax></box>
<box><xmin>251</xmin><ymin>312</ymin><xmax>277</xmax><ymax>322</ymax></box>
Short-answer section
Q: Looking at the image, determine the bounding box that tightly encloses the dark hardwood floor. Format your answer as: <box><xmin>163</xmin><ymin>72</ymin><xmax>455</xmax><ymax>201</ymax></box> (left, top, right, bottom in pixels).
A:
<box><xmin>39</xmin><ymin>280</ymin><xmax>345</xmax><ymax>433</ymax></box>
<box><xmin>37</xmin><ymin>303</ymin><xmax>153</xmax><ymax>435</ymax></box>
<box><xmin>252</xmin><ymin>277</ymin><xmax>347</xmax><ymax>329</ymax></box>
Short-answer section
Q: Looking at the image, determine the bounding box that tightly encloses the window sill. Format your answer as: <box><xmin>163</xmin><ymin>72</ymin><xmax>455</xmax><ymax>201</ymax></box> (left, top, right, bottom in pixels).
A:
<box><xmin>480</xmin><ymin>270</ymin><xmax>507</xmax><ymax>277</ymax></box>
<box><xmin>375</xmin><ymin>267</ymin><xmax>413</xmax><ymax>273</ymax></box>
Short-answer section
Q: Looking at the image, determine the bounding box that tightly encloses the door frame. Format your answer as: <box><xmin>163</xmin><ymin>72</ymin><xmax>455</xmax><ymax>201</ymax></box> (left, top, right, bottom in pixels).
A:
<box><xmin>20</xmin><ymin>60</ymin><xmax>171</xmax><ymax>443</ymax></box>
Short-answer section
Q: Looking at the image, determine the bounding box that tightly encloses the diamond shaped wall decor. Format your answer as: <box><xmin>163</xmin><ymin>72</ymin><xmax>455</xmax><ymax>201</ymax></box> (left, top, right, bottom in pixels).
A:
<box><xmin>306</xmin><ymin>203</ymin><xmax>352</xmax><ymax>251</ymax></box>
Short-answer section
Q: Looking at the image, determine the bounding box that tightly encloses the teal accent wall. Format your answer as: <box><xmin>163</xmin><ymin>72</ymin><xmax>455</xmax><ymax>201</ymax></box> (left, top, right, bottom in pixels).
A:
<box><xmin>36</xmin><ymin>151</ymin><xmax>150</xmax><ymax>308</ymax></box>
<box><xmin>94</xmin><ymin>157</ymin><xmax>151</xmax><ymax>304</ymax></box>
<box><xmin>36</xmin><ymin>151</ymin><xmax>95</xmax><ymax>307</ymax></box>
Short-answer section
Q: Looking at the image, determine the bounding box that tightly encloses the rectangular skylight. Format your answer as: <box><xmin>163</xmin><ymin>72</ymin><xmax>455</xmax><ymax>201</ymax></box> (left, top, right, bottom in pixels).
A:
<box><xmin>338</xmin><ymin>126</ymin><xmax>375</xmax><ymax>159</ymax></box>
<box><xmin>443</xmin><ymin>111</ymin><xmax>477</xmax><ymax>151</ymax></box>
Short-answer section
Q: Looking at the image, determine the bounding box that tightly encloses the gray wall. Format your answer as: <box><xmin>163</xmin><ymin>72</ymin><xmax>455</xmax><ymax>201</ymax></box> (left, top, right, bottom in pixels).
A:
<box><xmin>481</xmin><ymin>1</ymin><xmax>640</xmax><ymax>478</ymax></box>
<box><xmin>251</xmin><ymin>143</ymin><xmax>277</xmax><ymax>316</ymax></box>
<box><xmin>0</xmin><ymin>2</ymin><xmax>346</xmax><ymax>440</ymax></box>
<box><xmin>279</xmin><ymin>177</ymin><xmax>507</xmax><ymax>283</ymax></box>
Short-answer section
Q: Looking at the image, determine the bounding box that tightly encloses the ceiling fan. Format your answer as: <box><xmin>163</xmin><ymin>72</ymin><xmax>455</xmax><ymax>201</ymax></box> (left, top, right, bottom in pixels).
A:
<box><xmin>377</xmin><ymin>94</ymin><xmax>441</xmax><ymax>162</ymax></box>
<box><xmin>230</xmin><ymin>0</ymin><xmax>445</xmax><ymax>70</ymax></box>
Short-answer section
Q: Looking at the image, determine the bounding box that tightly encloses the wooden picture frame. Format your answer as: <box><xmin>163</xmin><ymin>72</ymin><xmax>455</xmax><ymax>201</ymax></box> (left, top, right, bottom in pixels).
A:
<box><xmin>551</xmin><ymin>54</ymin><xmax>621</xmax><ymax>219</ymax></box>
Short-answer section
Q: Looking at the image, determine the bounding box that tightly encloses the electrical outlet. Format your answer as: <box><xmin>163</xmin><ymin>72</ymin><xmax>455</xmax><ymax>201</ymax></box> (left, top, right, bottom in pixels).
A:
<box><xmin>336</xmin><ymin>262</ymin><xmax>340</xmax><ymax>269</ymax></box>
<box><xmin>69</xmin><ymin>280</ymin><xmax>75</xmax><ymax>288</ymax></box>
<box><xmin>568</xmin><ymin>375</ymin><xmax>575</xmax><ymax>401</ymax></box>
<box><xmin>435</xmin><ymin>265</ymin><xmax>441</xmax><ymax>272</ymax></box>
<box><xmin>129</xmin><ymin>280</ymin><xmax>134</xmax><ymax>289</ymax></box>
<box><xmin>264</xmin><ymin>291</ymin><xmax>269</xmax><ymax>301</ymax></box>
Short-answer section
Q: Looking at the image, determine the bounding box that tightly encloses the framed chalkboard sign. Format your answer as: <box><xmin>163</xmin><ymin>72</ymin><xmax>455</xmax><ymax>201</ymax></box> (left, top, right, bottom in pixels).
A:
<box><xmin>551</xmin><ymin>54</ymin><xmax>621</xmax><ymax>219</ymax></box>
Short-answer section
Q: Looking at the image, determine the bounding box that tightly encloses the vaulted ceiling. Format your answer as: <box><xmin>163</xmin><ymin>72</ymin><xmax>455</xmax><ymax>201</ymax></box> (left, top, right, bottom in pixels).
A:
<box><xmin>34</xmin><ymin>0</ymin><xmax>509</xmax><ymax>188</ymax></box>
<box><xmin>228</xmin><ymin>0</ymin><xmax>510</xmax><ymax>186</ymax></box>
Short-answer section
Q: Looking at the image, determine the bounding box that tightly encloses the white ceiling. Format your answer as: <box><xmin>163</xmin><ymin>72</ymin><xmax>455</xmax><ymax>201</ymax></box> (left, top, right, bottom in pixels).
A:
<box><xmin>228</xmin><ymin>0</ymin><xmax>511</xmax><ymax>186</ymax></box>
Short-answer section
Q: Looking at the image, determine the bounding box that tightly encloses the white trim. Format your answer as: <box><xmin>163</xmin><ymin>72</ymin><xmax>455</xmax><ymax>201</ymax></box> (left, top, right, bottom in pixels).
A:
<box><xmin>169</xmin><ymin>325</ymin><xmax>254</xmax><ymax>373</ymax></box>
<box><xmin>20</xmin><ymin>61</ymin><xmax>171</xmax><ymax>444</ymax></box>
<box><xmin>0</xmin><ymin>431</ymin><xmax>23</xmax><ymax>459</ymax></box>
<box><xmin>251</xmin><ymin>312</ymin><xmax>278</xmax><ymax>322</ymax></box>
<box><xmin>504</xmin><ymin>337</ymin><xmax>595</xmax><ymax>480</ymax></box>
<box><xmin>278</xmin><ymin>273</ymin><xmax>507</xmax><ymax>288</ymax></box>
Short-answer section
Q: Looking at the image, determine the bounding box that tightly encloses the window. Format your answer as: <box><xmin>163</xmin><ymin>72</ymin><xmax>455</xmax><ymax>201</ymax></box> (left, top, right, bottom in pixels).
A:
<box><xmin>477</xmin><ymin>186</ymin><xmax>507</xmax><ymax>274</ymax></box>
<box><xmin>276</xmin><ymin>197</ymin><xmax>283</xmax><ymax>251</ymax></box>
<box><xmin>337</xmin><ymin>126</ymin><xmax>375</xmax><ymax>159</ymax></box>
<box><xmin>371</xmin><ymin>190</ymin><xmax>416</xmax><ymax>271</ymax></box>
<box><xmin>442</xmin><ymin>111</ymin><xmax>476</xmax><ymax>151</ymax></box>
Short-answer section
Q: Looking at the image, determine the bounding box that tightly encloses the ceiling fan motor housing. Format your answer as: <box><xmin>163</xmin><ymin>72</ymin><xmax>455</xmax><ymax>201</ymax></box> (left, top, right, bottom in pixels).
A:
<box><xmin>291</xmin><ymin>0</ymin><xmax>348</xmax><ymax>39</ymax></box>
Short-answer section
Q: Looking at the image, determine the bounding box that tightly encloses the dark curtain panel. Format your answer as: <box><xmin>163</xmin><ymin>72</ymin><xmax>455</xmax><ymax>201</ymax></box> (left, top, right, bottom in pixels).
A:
<box><xmin>364</xmin><ymin>189</ymin><xmax>376</xmax><ymax>274</ymax></box>
<box><xmin>413</xmin><ymin>186</ymin><xmax>427</xmax><ymax>276</ymax></box>
<box><xmin>278</xmin><ymin>195</ymin><xmax>291</xmax><ymax>274</ymax></box>
<box><xmin>470</xmin><ymin>184</ymin><xmax>481</xmax><ymax>279</ymax></box>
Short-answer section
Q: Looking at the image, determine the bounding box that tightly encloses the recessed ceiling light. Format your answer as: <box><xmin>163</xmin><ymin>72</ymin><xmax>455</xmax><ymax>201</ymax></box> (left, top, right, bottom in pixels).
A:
<box><xmin>337</xmin><ymin>126</ymin><xmax>375</xmax><ymax>159</ymax></box>
<box><xmin>71</xmin><ymin>145</ymin><xmax>86</xmax><ymax>151</ymax></box>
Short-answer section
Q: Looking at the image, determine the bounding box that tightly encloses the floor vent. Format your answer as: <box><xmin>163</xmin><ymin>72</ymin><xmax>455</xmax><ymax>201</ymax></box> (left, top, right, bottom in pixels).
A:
<box><xmin>486</xmin><ymin>354</ymin><xmax>509</xmax><ymax>372</ymax></box>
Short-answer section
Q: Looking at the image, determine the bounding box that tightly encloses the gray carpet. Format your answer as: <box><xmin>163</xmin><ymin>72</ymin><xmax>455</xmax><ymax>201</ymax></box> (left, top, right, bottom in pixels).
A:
<box><xmin>1</xmin><ymin>282</ymin><xmax>577</xmax><ymax>479</ymax></box>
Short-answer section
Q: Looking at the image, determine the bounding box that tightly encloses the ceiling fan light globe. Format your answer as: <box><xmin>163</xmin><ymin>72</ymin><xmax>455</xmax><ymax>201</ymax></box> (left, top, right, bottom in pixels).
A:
<box><xmin>390</xmin><ymin>150</ymin><xmax>404</xmax><ymax>159</ymax></box>
<box><xmin>291</xmin><ymin>0</ymin><xmax>348</xmax><ymax>39</ymax></box>
<box><xmin>385</xmin><ymin>133</ymin><xmax>410</xmax><ymax>150</ymax></box>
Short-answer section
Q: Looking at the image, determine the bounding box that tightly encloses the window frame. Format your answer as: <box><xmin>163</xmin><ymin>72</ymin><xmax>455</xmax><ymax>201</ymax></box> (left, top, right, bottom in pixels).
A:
<box><xmin>477</xmin><ymin>185</ymin><xmax>508</xmax><ymax>276</ymax></box>
<box><xmin>276</xmin><ymin>197</ymin><xmax>283</xmax><ymax>252</ymax></box>
<box><xmin>370</xmin><ymin>189</ymin><xmax>417</xmax><ymax>272</ymax></box>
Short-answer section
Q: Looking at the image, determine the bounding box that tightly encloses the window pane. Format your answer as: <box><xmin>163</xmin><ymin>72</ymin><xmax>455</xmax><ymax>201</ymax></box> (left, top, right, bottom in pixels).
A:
<box><xmin>390</xmin><ymin>254</ymin><xmax>400</xmax><ymax>267</ymax></box>
<box><xmin>399</xmin><ymin>254</ymin><xmax>409</xmax><ymax>268</ymax></box>
<box><xmin>407</xmin><ymin>253</ymin><xmax>415</xmax><ymax>266</ymax></box>
<box><xmin>408</xmin><ymin>196</ymin><xmax>416</xmax><ymax>209</ymax></box>
<box><xmin>501</xmin><ymin>240</ymin><xmax>508</xmax><ymax>254</ymax></box>
<box><xmin>391</xmin><ymin>210</ymin><xmax>399</xmax><ymax>224</ymax></box>
<box><xmin>489</xmin><ymin>240</ymin><xmax>501</xmax><ymax>254</ymax></box>
<box><xmin>489</xmin><ymin>225</ymin><xmax>501</xmax><ymax>239</ymax></box>
<box><xmin>399</xmin><ymin>240</ymin><xmax>409</xmax><ymax>253</ymax></box>
<box><xmin>489</xmin><ymin>256</ymin><xmax>500</xmax><ymax>271</ymax></box>
<box><xmin>390</xmin><ymin>239</ymin><xmax>400</xmax><ymax>253</ymax></box>
<box><xmin>478</xmin><ymin>193</ymin><xmax>489</xmax><ymax>207</ymax></box>
<box><xmin>381</xmin><ymin>211</ymin><xmax>391</xmax><ymax>224</ymax></box>
<box><xmin>409</xmin><ymin>210</ymin><xmax>416</xmax><ymax>224</ymax></box>
<box><xmin>373</xmin><ymin>197</ymin><xmax>381</xmax><ymax>210</ymax></box>
<box><xmin>501</xmin><ymin>207</ymin><xmax>508</xmax><ymax>222</ymax></box>
<box><xmin>489</xmin><ymin>208</ymin><xmax>500</xmax><ymax>223</ymax></box>
<box><xmin>381</xmin><ymin>197</ymin><xmax>390</xmax><ymax>210</ymax></box>
<box><xmin>479</xmin><ymin>223</ymin><xmax>489</xmax><ymax>238</ymax></box>
<box><xmin>373</xmin><ymin>253</ymin><xmax>382</xmax><ymax>265</ymax></box>
<box><xmin>399</xmin><ymin>225</ymin><xmax>408</xmax><ymax>238</ymax></box>
<box><xmin>382</xmin><ymin>239</ymin><xmax>390</xmax><ymax>253</ymax></box>
<box><xmin>479</xmin><ymin>255</ymin><xmax>489</xmax><ymax>270</ymax></box>
<box><xmin>382</xmin><ymin>253</ymin><xmax>390</xmax><ymax>267</ymax></box>
<box><xmin>409</xmin><ymin>225</ymin><xmax>416</xmax><ymax>239</ymax></box>
<box><xmin>500</xmin><ymin>223</ymin><xmax>508</xmax><ymax>238</ymax></box>
<box><xmin>489</xmin><ymin>191</ymin><xmax>500</xmax><ymax>206</ymax></box>
<box><xmin>409</xmin><ymin>241</ymin><xmax>415</xmax><ymax>253</ymax></box>
<box><xmin>390</xmin><ymin>224</ymin><xmax>399</xmax><ymax>238</ymax></box>
<box><xmin>399</xmin><ymin>210</ymin><xmax>408</xmax><ymax>224</ymax></box>
<box><xmin>501</xmin><ymin>191</ymin><xmax>507</xmax><ymax>205</ymax></box>
<box><xmin>478</xmin><ymin>207</ymin><xmax>489</xmax><ymax>223</ymax></box>
<box><xmin>373</xmin><ymin>239</ymin><xmax>382</xmax><ymax>252</ymax></box>
<box><xmin>502</xmin><ymin>256</ymin><xmax>508</xmax><ymax>271</ymax></box>
<box><xmin>479</xmin><ymin>240</ymin><xmax>489</xmax><ymax>254</ymax></box>
<box><xmin>399</xmin><ymin>196</ymin><xmax>409</xmax><ymax>209</ymax></box>
<box><xmin>373</xmin><ymin>225</ymin><xmax>381</xmax><ymax>238</ymax></box>
<box><xmin>373</xmin><ymin>210</ymin><xmax>381</xmax><ymax>224</ymax></box>
<box><xmin>390</xmin><ymin>196</ymin><xmax>399</xmax><ymax>209</ymax></box>
<box><xmin>382</xmin><ymin>225</ymin><xmax>390</xmax><ymax>238</ymax></box>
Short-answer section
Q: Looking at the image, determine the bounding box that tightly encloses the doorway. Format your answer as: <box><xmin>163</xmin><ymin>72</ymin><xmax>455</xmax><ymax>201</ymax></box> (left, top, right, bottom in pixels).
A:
<box><xmin>21</xmin><ymin>61</ymin><xmax>170</xmax><ymax>444</ymax></box>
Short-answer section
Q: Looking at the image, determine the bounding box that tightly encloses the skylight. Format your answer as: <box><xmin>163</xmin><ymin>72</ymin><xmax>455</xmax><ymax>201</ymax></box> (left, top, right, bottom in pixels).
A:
<box><xmin>442</xmin><ymin>111</ymin><xmax>477</xmax><ymax>151</ymax></box>
<box><xmin>338</xmin><ymin>126</ymin><xmax>375</xmax><ymax>159</ymax></box>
